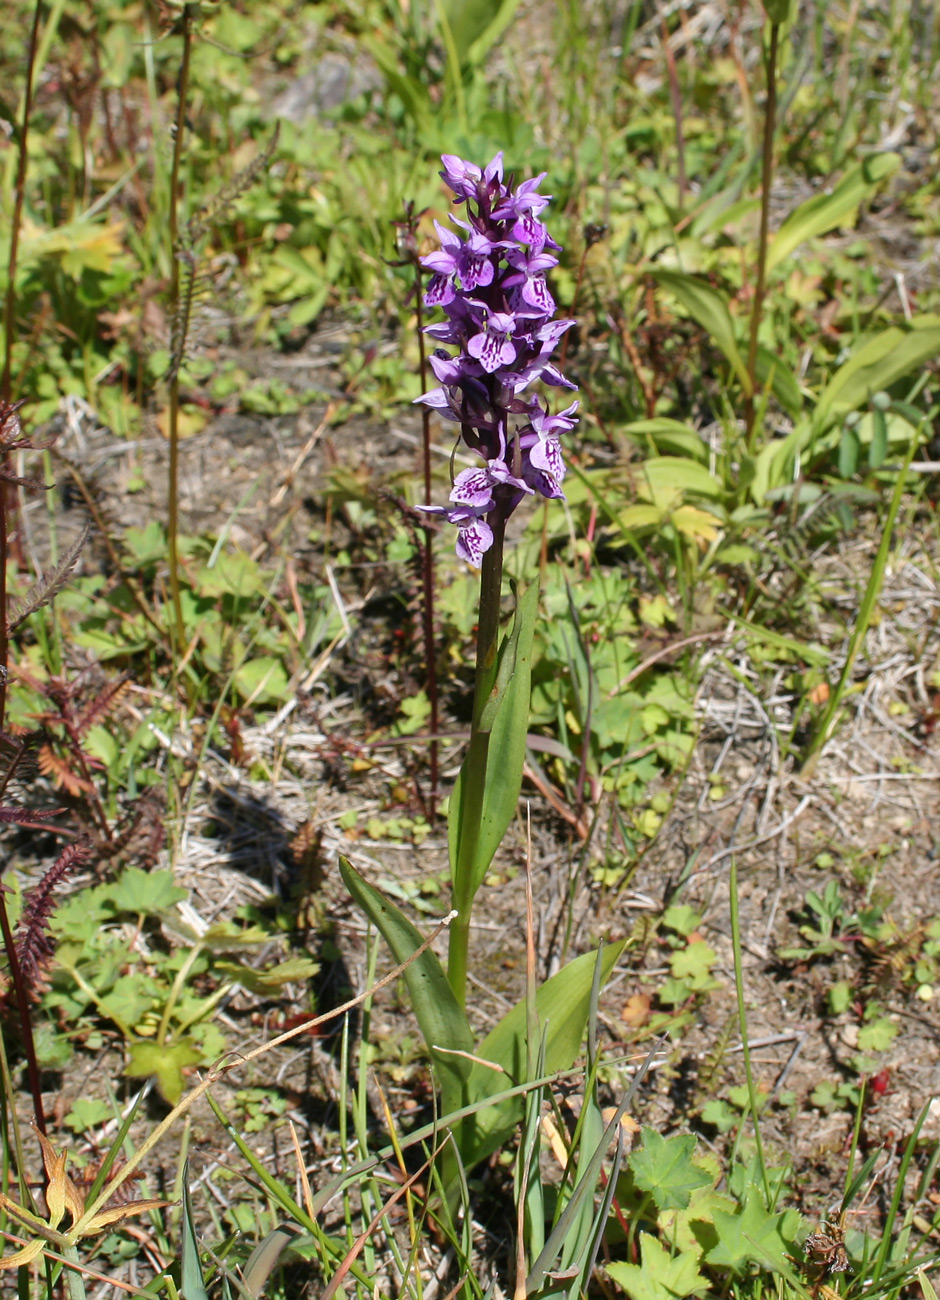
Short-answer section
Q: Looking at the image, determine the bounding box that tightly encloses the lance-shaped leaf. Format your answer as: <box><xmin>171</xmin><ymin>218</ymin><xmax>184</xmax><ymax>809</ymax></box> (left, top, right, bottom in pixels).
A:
<box><xmin>767</xmin><ymin>154</ymin><xmax>900</xmax><ymax>272</ymax></box>
<box><xmin>459</xmin><ymin>941</ymin><xmax>625</xmax><ymax>1169</ymax></box>
<box><xmin>339</xmin><ymin>858</ymin><xmax>474</xmax><ymax>1122</ymax></box>
<box><xmin>449</xmin><ymin>580</ymin><xmax>540</xmax><ymax>900</ymax></box>
<box><xmin>814</xmin><ymin>315</ymin><xmax>940</xmax><ymax>427</ymax></box>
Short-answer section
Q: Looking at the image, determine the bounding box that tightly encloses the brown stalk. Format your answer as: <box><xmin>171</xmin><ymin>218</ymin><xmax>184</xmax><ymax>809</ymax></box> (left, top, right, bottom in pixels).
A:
<box><xmin>745</xmin><ymin>20</ymin><xmax>781</xmax><ymax>445</ymax></box>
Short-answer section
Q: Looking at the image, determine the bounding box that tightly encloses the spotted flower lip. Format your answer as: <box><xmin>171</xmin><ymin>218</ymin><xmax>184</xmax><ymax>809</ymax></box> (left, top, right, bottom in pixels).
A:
<box><xmin>415</xmin><ymin>153</ymin><xmax>578</xmax><ymax>566</ymax></box>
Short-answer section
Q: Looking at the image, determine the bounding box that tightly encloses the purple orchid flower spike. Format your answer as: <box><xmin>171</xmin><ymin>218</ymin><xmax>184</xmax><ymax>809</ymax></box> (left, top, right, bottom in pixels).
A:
<box><xmin>415</xmin><ymin>153</ymin><xmax>578</xmax><ymax>566</ymax></box>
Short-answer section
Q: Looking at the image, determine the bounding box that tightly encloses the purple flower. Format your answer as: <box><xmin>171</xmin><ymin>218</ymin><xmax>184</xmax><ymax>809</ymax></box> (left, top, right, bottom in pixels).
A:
<box><xmin>440</xmin><ymin>152</ymin><xmax>504</xmax><ymax>205</ymax></box>
<box><xmin>414</xmin><ymin>153</ymin><xmax>578</xmax><ymax>565</ymax></box>
<box><xmin>466</xmin><ymin>309</ymin><xmax>518</xmax><ymax>373</ymax></box>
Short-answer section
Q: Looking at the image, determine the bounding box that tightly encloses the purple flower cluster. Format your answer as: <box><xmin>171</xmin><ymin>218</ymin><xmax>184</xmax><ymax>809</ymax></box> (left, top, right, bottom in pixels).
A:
<box><xmin>415</xmin><ymin>153</ymin><xmax>578</xmax><ymax>567</ymax></box>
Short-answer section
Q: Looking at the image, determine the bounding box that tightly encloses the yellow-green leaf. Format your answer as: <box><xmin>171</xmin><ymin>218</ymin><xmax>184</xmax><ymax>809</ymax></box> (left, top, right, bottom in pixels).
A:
<box><xmin>0</xmin><ymin>1238</ymin><xmax>44</xmax><ymax>1270</ymax></box>
<box><xmin>767</xmin><ymin>154</ymin><xmax>900</xmax><ymax>272</ymax></box>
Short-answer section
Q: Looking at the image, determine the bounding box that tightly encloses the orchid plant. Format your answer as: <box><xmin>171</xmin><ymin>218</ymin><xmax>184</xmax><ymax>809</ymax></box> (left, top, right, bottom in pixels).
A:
<box><xmin>340</xmin><ymin>156</ymin><xmax>620</xmax><ymax>1194</ymax></box>
<box><xmin>414</xmin><ymin>152</ymin><xmax>579</xmax><ymax>1007</ymax></box>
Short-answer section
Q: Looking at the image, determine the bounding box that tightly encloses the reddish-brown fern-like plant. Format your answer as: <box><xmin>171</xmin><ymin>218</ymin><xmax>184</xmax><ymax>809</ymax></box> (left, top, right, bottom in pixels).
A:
<box><xmin>12</xmin><ymin>838</ymin><xmax>93</xmax><ymax>996</ymax></box>
<box><xmin>0</xmin><ymin>398</ymin><xmax>94</xmax><ymax>1132</ymax></box>
<box><xmin>15</xmin><ymin>670</ymin><xmax>133</xmax><ymax>845</ymax></box>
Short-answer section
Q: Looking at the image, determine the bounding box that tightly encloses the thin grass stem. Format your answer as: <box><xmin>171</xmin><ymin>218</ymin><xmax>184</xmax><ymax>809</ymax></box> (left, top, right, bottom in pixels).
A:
<box><xmin>728</xmin><ymin>859</ymin><xmax>769</xmax><ymax>1203</ymax></box>
<box><xmin>801</xmin><ymin>431</ymin><xmax>919</xmax><ymax>774</ymax></box>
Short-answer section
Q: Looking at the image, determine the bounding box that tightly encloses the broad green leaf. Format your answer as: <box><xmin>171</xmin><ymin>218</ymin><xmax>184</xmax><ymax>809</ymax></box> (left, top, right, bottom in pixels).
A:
<box><xmin>651</xmin><ymin>269</ymin><xmax>752</xmax><ymax>395</ymax></box>
<box><xmin>767</xmin><ymin>154</ymin><xmax>900</xmax><ymax>272</ymax></box>
<box><xmin>672</xmin><ymin>505</ymin><xmax>722</xmax><ymax>543</ymax></box>
<box><xmin>690</xmin><ymin>192</ymin><xmax>760</xmax><ymax>240</ymax></box>
<box><xmin>815</xmin><ymin>317</ymin><xmax>940</xmax><ymax>427</ymax></box>
<box><xmin>641</xmin><ymin>457</ymin><xmax>723</xmax><ymax>503</ymax></box>
<box><xmin>20</xmin><ymin>216</ymin><xmax>125</xmax><ymax>277</ymax></box>
<box><xmin>339</xmin><ymin>857</ymin><xmax>473</xmax><ymax>1120</ymax></box>
<box><xmin>234</xmin><ymin>656</ymin><xmax>290</xmax><ymax>705</ymax></box>
<box><xmin>857</xmin><ymin>1016</ymin><xmax>898</xmax><ymax>1052</ymax></box>
<box><xmin>459</xmin><ymin>942</ymin><xmax>625</xmax><ymax>1168</ymax></box>
<box><xmin>763</xmin><ymin>0</ymin><xmax>794</xmax><ymax>20</ymax></box>
<box><xmin>617</xmin><ymin>504</ymin><xmax>664</xmax><ymax>530</ymax></box>
<box><xmin>124</xmin><ymin>1039</ymin><xmax>202</xmax><ymax>1105</ymax></box>
<box><xmin>449</xmin><ymin>580</ymin><xmax>539</xmax><ymax>899</ymax></box>
<box><xmin>64</xmin><ymin>1098</ymin><xmax>113</xmax><ymax>1133</ymax></box>
<box><xmin>670</xmin><ymin>940</ymin><xmax>718</xmax><ymax>987</ymax></box>
<box><xmin>703</xmin><ymin>1183</ymin><xmax>800</xmax><ymax>1272</ymax></box>
<box><xmin>195</xmin><ymin>549</ymin><xmax>263</xmax><ymax>597</ymax></box>
<box><xmin>629</xmin><ymin>1129</ymin><xmax>713</xmax><ymax>1211</ymax></box>
<box><xmin>106</xmin><ymin>867</ymin><xmax>187</xmax><ymax>915</ymax></box>
<box><xmin>607</xmin><ymin>1233</ymin><xmax>708</xmax><ymax>1300</ymax></box>
<box><xmin>620</xmin><ymin>419</ymin><xmax>709</xmax><ymax>463</ymax></box>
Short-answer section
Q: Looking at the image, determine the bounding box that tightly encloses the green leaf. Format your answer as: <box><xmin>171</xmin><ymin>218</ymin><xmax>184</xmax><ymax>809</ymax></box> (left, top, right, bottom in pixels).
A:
<box><xmin>815</xmin><ymin>316</ymin><xmax>940</xmax><ymax>427</ymax></box>
<box><xmin>662</xmin><ymin>905</ymin><xmax>702</xmax><ymax>937</ymax></box>
<box><xmin>449</xmin><ymin>581</ymin><xmax>539</xmax><ymax>899</ymax></box>
<box><xmin>767</xmin><ymin>154</ymin><xmax>900</xmax><ymax>272</ymax></box>
<box><xmin>641</xmin><ymin>457</ymin><xmax>723</xmax><ymax>503</ymax></box>
<box><xmin>703</xmin><ymin>1183</ymin><xmax>800</xmax><ymax>1272</ymax></box>
<box><xmin>607</xmin><ymin>1232</ymin><xmax>708</xmax><ymax>1300</ymax></box>
<box><xmin>339</xmin><ymin>857</ymin><xmax>473</xmax><ymax>1120</ymax></box>
<box><xmin>700</xmin><ymin>1099</ymin><xmax>738</xmax><ymax>1133</ymax></box>
<box><xmin>839</xmin><ymin>425</ymin><xmax>860</xmax><ymax>478</ymax></box>
<box><xmin>99</xmin><ymin>972</ymin><xmax>157</xmax><ymax>1027</ymax></box>
<box><xmin>437</xmin><ymin>0</ymin><xmax>523</xmax><ymax>68</ymax></box>
<box><xmin>629</xmin><ymin>1128</ymin><xmax>713</xmax><ymax>1210</ymax></box>
<box><xmin>670</xmin><ymin>940</ymin><xmax>718</xmax><ymax>989</ymax></box>
<box><xmin>105</xmin><ymin>868</ymin><xmax>187</xmax><ymax>915</ymax></box>
<box><xmin>460</xmin><ymin>942</ymin><xmax>625</xmax><ymax>1168</ymax></box>
<box><xmin>869</xmin><ymin>408</ymin><xmax>888</xmax><ymax>468</ymax></box>
<box><xmin>721</xmin><ymin>609</ymin><xmax>829</xmax><ymax>667</ymax></box>
<box><xmin>216</xmin><ymin>957</ymin><xmax>321</xmax><ymax>995</ymax></box>
<box><xmin>650</xmin><ymin>270</ymin><xmax>752</xmax><ymax>395</ymax></box>
<box><xmin>621</xmin><ymin>419</ymin><xmax>709</xmax><ymax>463</ymax></box>
<box><xmin>234</xmin><ymin>656</ymin><xmax>290</xmax><ymax>705</ymax></box>
<box><xmin>180</xmin><ymin>1159</ymin><xmax>210</xmax><ymax>1300</ymax></box>
<box><xmin>64</xmin><ymin>1097</ymin><xmax>113</xmax><ymax>1133</ymax></box>
<box><xmin>195</xmin><ymin>549</ymin><xmax>264</xmax><ymax>598</ymax></box>
<box><xmin>124</xmin><ymin>1039</ymin><xmax>202</xmax><ymax>1105</ymax></box>
<box><xmin>857</xmin><ymin>1016</ymin><xmax>898</xmax><ymax>1052</ymax></box>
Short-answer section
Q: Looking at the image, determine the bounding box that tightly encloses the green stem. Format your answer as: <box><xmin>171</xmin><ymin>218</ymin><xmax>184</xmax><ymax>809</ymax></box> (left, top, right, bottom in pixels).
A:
<box><xmin>729</xmin><ymin>860</ymin><xmax>769</xmax><ymax>1203</ymax></box>
<box><xmin>447</xmin><ymin>514</ymin><xmax>506</xmax><ymax>1007</ymax></box>
<box><xmin>62</xmin><ymin>1244</ymin><xmax>86</xmax><ymax>1300</ymax></box>
<box><xmin>745</xmin><ymin>20</ymin><xmax>780</xmax><ymax>449</ymax></box>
